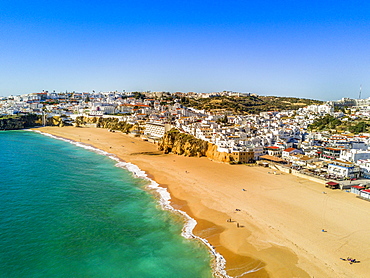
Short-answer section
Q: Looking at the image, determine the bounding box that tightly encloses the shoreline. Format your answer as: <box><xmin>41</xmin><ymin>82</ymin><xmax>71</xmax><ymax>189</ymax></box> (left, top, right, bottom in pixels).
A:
<box><xmin>31</xmin><ymin>127</ymin><xmax>370</xmax><ymax>278</ymax></box>
<box><xmin>32</xmin><ymin>129</ymin><xmax>229</xmax><ymax>277</ymax></box>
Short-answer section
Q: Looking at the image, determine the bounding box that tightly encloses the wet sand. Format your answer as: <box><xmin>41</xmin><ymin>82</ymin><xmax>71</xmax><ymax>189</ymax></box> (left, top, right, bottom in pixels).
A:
<box><xmin>33</xmin><ymin>126</ymin><xmax>370</xmax><ymax>278</ymax></box>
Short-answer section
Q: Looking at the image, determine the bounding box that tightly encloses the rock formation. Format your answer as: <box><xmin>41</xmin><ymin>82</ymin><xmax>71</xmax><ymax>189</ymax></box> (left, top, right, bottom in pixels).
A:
<box><xmin>159</xmin><ymin>128</ymin><xmax>235</xmax><ymax>163</ymax></box>
<box><xmin>74</xmin><ymin>116</ymin><xmax>133</xmax><ymax>133</ymax></box>
<box><xmin>46</xmin><ymin>116</ymin><xmax>65</xmax><ymax>127</ymax></box>
<box><xmin>0</xmin><ymin>114</ymin><xmax>41</xmax><ymax>130</ymax></box>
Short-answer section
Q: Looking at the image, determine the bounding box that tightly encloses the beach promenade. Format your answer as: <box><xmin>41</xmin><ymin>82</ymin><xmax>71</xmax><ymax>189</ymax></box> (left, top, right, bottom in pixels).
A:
<box><xmin>34</xmin><ymin>126</ymin><xmax>370</xmax><ymax>278</ymax></box>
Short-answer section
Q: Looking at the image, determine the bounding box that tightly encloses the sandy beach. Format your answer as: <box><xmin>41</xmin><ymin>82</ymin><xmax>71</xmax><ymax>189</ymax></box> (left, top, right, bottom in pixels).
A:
<box><xmin>33</xmin><ymin>126</ymin><xmax>370</xmax><ymax>278</ymax></box>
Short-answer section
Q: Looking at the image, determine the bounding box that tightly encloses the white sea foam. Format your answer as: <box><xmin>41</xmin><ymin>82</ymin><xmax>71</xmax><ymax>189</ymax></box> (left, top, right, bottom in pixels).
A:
<box><xmin>233</xmin><ymin>263</ymin><xmax>265</xmax><ymax>277</ymax></box>
<box><xmin>32</xmin><ymin>130</ymin><xmax>232</xmax><ymax>278</ymax></box>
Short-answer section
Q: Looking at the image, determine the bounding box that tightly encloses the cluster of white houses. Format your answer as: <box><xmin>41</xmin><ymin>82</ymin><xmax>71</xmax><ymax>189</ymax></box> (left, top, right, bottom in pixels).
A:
<box><xmin>145</xmin><ymin>114</ymin><xmax>370</xmax><ymax>180</ymax></box>
<box><xmin>5</xmin><ymin>91</ymin><xmax>370</xmax><ymax>182</ymax></box>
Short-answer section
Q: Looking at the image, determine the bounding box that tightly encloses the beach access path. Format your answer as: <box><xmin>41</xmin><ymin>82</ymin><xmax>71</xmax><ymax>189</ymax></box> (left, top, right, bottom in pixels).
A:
<box><xmin>34</xmin><ymin>126</ymin><xmax>370</xmax><ymax>278</ymax></box>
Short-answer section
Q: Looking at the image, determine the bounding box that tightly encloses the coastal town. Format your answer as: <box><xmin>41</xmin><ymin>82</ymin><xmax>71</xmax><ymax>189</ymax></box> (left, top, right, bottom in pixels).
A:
<box><xmin>3</xmin><ymin>2</ymin><xmax>370</xmax><ymax>278</ymax></box>
<box><xmin>2</xmin><ymin>90</ymin><xmax>370</xmax><ymax>199</ymax></box>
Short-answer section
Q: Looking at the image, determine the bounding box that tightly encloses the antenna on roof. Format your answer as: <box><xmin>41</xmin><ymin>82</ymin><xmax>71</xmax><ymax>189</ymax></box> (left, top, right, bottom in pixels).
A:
<box><xmin>359</xmin><ymin>85</ymin><xmax>362</xmax><ymax>99</ymax></box>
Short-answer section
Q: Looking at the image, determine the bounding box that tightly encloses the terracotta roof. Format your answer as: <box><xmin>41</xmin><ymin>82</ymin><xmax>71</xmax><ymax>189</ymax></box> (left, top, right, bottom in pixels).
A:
<box><xmin>325</xmin><ymin>147</ymin><xmax>341</xmax><ymax>151</ymax></box>
<box><xmin>283</xmin><ymin>147</ymin><xmax>296</xmax><ymax>152</ymax></box>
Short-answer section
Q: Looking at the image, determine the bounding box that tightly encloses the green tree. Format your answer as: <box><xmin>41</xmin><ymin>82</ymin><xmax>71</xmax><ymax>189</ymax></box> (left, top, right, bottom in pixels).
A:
<box><xmin>349</xmin><ymin>121</ymin><xmax>368</xmax><ymax>134</ymax></box>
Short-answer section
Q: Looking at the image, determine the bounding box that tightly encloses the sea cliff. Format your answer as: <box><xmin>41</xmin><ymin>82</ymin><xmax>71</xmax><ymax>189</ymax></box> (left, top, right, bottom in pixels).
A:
<box><xmin>158</xmin><ymin>129</ymin><xmax>234</xmax><ymax>163</ymax></box>
<box><xmin>0</xmin><ymin>114</ymin><xmax>68</xmax><ymax>130</ymax></box>
<box><xmin>74</xmin><ymin>116</ymin><xmax>133</xmax><ymax>133</ymax></box>
<box><xmin>0</xmin><ymin>114</ymin><xmax>41</xmax><ymax>130</ymax></box>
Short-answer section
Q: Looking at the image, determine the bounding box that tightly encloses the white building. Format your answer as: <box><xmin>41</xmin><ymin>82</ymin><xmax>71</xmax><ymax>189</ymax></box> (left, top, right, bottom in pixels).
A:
<box><xmin>281</xmin><ymin>147</ymin><xmax>304</xmax><ymax>160</ymax></box>
<box><xmin>357</xmin><ymin>159</ymin><xmax>370</xmax><ymax>179</ymax></box>
<box><xmin>327</xmin><ymin>160</ymin><xmax>360</xmax><ymax>179</ymax></box>
<box><xmin>144</xmin><ymin>123</ymin><xmax>172</xmax><ymax>138</ymax></box>
<box><xmin>359</xmin><ymin>189</ymin><xmax>370</xmax><ymax>200</ymax></box>
<box><xmin>301</xmin><ymin>104</ymin><xmax>334</xmax><ymax>115</ymax></box>
<box><xmin>340</xmin><ymin>149</ymin><xmax>370</xmax><ymax>163</ymax></box>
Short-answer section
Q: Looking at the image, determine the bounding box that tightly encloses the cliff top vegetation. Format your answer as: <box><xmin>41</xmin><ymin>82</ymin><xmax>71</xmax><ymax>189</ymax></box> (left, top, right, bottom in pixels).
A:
<box><xmin>180</xmin><ymin>95</ymin><xmax>323</xmax><ymax>114</ymax></box>
<box><xmin>308</xmin><ymin>114</ymin><xmax>370</xmax><ymax>134</ymax></box>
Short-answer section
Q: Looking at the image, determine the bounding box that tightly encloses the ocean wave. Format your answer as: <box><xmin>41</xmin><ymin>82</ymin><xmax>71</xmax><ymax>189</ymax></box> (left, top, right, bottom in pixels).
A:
<box><xmin>32</xmin><ymin>130</ymin><xmax>231</xmax><ymax>278</ymax></box>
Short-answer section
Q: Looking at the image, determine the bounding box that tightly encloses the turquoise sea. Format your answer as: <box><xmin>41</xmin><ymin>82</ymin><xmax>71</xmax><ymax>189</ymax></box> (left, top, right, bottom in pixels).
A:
<box><xmin>0</xmin><ymin>130</ymin><xmax>214</xmax><ymax>278</ymax></box>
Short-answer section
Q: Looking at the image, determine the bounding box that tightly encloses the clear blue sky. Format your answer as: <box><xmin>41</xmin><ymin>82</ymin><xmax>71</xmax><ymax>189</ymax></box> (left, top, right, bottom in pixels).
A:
<box><xmin>1</xmin><ymin>0</ymin><xmax>369</xmax><ymax>100</ymax></box>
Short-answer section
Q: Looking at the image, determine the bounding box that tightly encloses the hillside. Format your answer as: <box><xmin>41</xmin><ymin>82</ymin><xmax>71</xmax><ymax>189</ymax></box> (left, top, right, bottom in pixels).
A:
<box><xmin>308</xmin><ymin>114</ymin><xmax>370</xmax><ymax>134</ymax></box>
<box><xmin>182</xmin><ymin>95</ymin><xmax>323</xmax><ymax>114</ymax></box>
